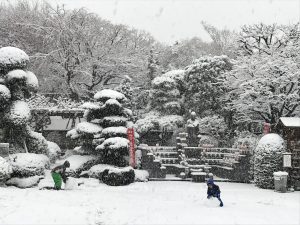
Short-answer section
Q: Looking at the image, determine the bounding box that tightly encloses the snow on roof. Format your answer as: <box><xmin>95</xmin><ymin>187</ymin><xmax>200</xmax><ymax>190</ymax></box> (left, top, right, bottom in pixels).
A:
<box><xmin>280</xmin><ymin>117</ymin><xmax>300</xmax><ymax>127</ymax></box>
<box><xmin>94</xmin><ymin>89</ymin><xmax>127</xmax><ymax>102</ymax></box>
<box><xmin>273</xmin><ymin>171</ymin><xmax>288</xmax><ymax>176</ymax></box>
<box><xmin>76</xmin><ymin>122</ymin><xmax>102</xmax><ymax>134</ymax></box>
<box><xmin>80</xmin><ymin>102</ymin><xmax>101</xmax><ymax>110</ymax></box>
<box><xmin>0</xmin><ymin>47</ymin><xmax>29</xmax><ymax>69</ymax></box>
<box><xmin>96</xmin><ymin>137</ymin><xmax>129</xmax><ymax>150</ymax></box>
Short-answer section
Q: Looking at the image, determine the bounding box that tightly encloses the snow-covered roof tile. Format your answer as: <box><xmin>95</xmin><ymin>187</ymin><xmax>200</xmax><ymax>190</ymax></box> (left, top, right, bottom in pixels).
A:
<box><xmin>280</xmin><ymin>117</ymin><xmax>300</xmax><ymax>127</ymax></box>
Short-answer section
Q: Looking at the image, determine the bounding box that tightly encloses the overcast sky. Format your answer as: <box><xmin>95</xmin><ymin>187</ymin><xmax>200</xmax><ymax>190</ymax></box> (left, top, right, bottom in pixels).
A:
<box><xmin>34</xmin><ymin>0</ymin><xmax>300</xmax><ymax>44</ymax></box>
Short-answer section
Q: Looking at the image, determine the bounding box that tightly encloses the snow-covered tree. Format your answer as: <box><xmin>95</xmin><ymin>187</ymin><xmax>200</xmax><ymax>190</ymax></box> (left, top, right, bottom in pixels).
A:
<box><xmin>254</xmin><ymin>133</ymin><xmax>284</xmax><ymax>189</ymax></box>
<box><xmin>67</xmin><ymin>89</ymin><xmax>137</xmax><ymax>185</ymax></box>
<box><xmin>226</xmin><ymin>52</ymin><xmax>300</xmax><ymax>131</ymax></box>
<box><xmin>184</xmin><ymin>55</ymin><xmax>233</xmax><ymax>116</ymax></box>
<box><xmin>0</xmin><ymin>46</ymin><xmax>48</xmax><ymax>154</ymax></box>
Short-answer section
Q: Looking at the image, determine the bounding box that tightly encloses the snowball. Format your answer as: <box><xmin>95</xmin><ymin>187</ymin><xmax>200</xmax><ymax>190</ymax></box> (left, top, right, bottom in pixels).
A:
<box><xmin>0</xmin><ymin>47</ymin><xmax>29</xmax><ymax>70</ymax></box>
<box><xmin>0</xmin><ymin>84</ymin><xmax>11</xmax><ymax>106</ymax></box>
<box><xmin>8</xmin><ymin>153</ymin><xmax>50</xmax><ymax>177</ymax></box>
<box><xmin>94</xmin><ymin>89</ymin><xmax>127</xmax><ymax>102</ymax></box>
<box><xmin>5</xmin><ymin>100</ymin><xmax>31</xmax><ymax>125</ymax></box>
<box><xmin>6</xmin><ymin>175</ymin><xmax>43</xmax><ymax>188</ymax></box>
<box><xmin>134</xmin><ymin>169</ymin><xmax>149</xmax><ymax>182</ymax></box>
<box><xmin>5</xmin><ymin>69</ymin><xmax>27</xmax><ymax>83</ymax></box>
<box><xmin>47</xmin><ymin>141</ymin><xmax>61</xmax><ymax>163</ymax></box>
<box><xmin>96</xmin><ymin>137</ymin><xmax>129</xmax><ymax>150</ymax></box>
<box><xmin>80</xmin><ymin>102</ymin><xmax>101</xmax><ymax>110</ymax></box>
<box><xmin>76</xmin><ymin>122</ymin><xmax>102</xmax><ymax>134</ymax></box>
<box><xmin>64</xmin><ymin>177</ymin><xmax>80</xmax><ymax>190</ymax></box>
<box><xmin>0</xmin><ymin>157</ymin><xmax>13</xmax><ymax>181</ymax></box>
<box><xmin>25</xmin><ymin>71</ymin><xmax>39</xmax><ymax>92</ymax></box>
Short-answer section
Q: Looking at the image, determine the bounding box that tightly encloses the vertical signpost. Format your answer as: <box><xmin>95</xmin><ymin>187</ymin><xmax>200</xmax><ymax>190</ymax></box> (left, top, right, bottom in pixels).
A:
<box><xmin>127</xmin><ymin>128</ymin><xmax>135</xmax><ymax>168</ymax></box>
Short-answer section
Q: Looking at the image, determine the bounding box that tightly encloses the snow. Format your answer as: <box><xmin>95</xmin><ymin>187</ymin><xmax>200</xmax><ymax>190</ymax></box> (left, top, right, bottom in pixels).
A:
<box><xmin>0</xmin><ymin>84</ymin><xmax>11</xmax><ymax>99</ymax></box>
<box><xmin>134</xmin><ymin>169</ymin><xmax>149</xmax><ymax>182</ymax></box>
<box><xmin>0</xmin><ymin>182</ymin><xmax>298</xmax><ymax>225</ymax></box>
<box><xmin>46</xmin><ymin>141</ymin><xmax>61</xmax><ymax>163</ymax></box>
<box><xmin>80</xmin><ymin>102</ymin><xmax>101</xmax><ymax>110</ymax></box>
<box><xmin>0</xmin><ymin>157</ymin><xmax>12</xmax><ymax>181</ymax></box>
<box><xmin>94</xmin><ymin>89</ymin><xmax>127</xmax><ymax>102</ymax></box>
<box><xmin>273</xmin><ymin>171</ymin><xmax>288</xmax><ymax>176</ymax></box>
<box><xmin>66</xmin><ymin>128</ymin><xmax>81</xmax><ymax>139</ymax></box>
<box><xmin>96</xmin><ymin>137</ymin><xmax>129</xmax><ymax>150</ymax></box>
<box><xmin>8</xmin><ymin>153</ymin><xmax>50</xmax><ymax>177</ymax></box>
<box><xmin>256</xmin><ymin>133</ymin><xmax>284</xmax><ymax>152</ymax></box>
<box><xmin>103</xmin><ymin>116</ymin><xmax>128</xmax><ymax>123</ymax></box>
<box><xmin>76</xmin><ymin>122</ymin><xmax>102</xmax><ymax>134</ymax></box>
<box><xmin>63</xmin><ymin>155</ymin><xmax>96</xmax><ymax>172</ymax></box>
<box><xmin>5</xmin><ymin>69</ymin><xmax>27</xmax><ymax>82</ymax></box>
<box><xmin>101</xmin><ymin>126</ymin><xmax>127</xmax><ymax>136</ymax></box>
<box><xmin>0</xmin><ymin>47</ymin><xmax>29</xmax><ymax>68</ymax></box>
<box><xmin>107</xmin><ymin>166</ymin><xmax>133</xmax><ymax>174</ymax></box>
<box><xmin>88</xmin><ymin>164</ymin><xmax>116</xmax><ymax>178</ymax></box>
<box><xmin>25</xmin><ymin>71</ymin><xmax>39</xmax><ymax>90</ymax></box>
<box><xmin>104</xmin><ymin>98</ymin><xmax>122</xmax><ymax>107</ymax></box>
<box><xmin>6</xmin><ymin>100</ymin><xmax>31</xmax><ymax>125</ymax></box>
<box><xmin>6</xmin><ymin>176</ymin><xmax>43</xmax><ymax>188</ymax></box>
<box><xmin>280</xmin><ymin>117</ymin><xmax>300</xmax><ymax>127</ymax></box>
<box><xmin>152</xmin><ymin>76</ymin><xmax>176</xmax><ymax>87</ymax></box>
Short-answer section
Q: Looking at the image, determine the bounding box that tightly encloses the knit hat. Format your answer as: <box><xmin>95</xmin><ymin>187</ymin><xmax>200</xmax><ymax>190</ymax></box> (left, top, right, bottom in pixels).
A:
<box><xmin>207</xmin><ymin>178</ymin><xmax>214</xmax><ymax>185</ymax></box>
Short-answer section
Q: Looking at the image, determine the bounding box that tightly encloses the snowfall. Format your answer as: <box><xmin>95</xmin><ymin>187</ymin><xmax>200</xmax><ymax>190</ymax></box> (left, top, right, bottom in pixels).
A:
<box><xmin>0</xmin><ymin>175</ymin><xmax>299</xmax><ymax>225</ymax></box>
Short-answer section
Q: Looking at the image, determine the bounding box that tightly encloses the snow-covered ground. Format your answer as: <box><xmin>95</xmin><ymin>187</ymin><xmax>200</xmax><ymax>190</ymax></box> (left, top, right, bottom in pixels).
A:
<box><xmin>0</xmin><ymin>179</ymin><xmax>299</xmax><ymax>225</ymax></box>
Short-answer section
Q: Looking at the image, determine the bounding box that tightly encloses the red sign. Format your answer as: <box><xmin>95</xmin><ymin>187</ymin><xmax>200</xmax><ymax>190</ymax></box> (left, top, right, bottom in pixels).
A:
<box><xmin>127</xmin><ymin>128</ymin><xmax>135</xmax><ymax>168</ymax></box>
<box><xmin>263</xmin><ymin>122</ymin><xmax>270</xmax><ymax>134</ymax></box>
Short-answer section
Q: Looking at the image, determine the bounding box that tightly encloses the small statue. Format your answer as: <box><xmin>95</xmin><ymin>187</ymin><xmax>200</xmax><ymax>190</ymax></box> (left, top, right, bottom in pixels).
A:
<box><xmin>186</xmin><ymin>111</ymin><xmax>199</xmax><ymax>147</ymax></box>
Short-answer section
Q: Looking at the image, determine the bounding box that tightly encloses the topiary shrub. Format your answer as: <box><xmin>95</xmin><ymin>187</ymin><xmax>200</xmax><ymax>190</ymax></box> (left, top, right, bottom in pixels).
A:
<box><xmin>8</xmin><ymin>153</ymin><xmax>50</xmax><ymax>177</ymax></box>
<box><xmin>46</xmin><ymin>141</ymin><xmax>62</xmax><ymax>163</ymax></box>
<box><xmin>254</xmin><ymin>133</ymin><xmax>284</xmax><ymax>189</ymax></box>
<box><xmin>101</xmin><ymin>167</ymin><xmax>135</xmax><ymax>186</ymax></box>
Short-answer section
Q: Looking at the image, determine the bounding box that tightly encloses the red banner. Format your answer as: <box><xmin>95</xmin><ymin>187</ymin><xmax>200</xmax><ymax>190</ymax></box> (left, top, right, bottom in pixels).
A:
<box><xmin>127</xmin><ymin>128</ymin><xmax>135</xmax><ymax>168</ymax></box>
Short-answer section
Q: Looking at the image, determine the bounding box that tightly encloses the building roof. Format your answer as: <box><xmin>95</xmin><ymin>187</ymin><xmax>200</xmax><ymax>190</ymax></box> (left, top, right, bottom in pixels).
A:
<box><xmin>280</xmin><ymin>117</ymin><xmax>300</xmax><ymax>128</ymax></box>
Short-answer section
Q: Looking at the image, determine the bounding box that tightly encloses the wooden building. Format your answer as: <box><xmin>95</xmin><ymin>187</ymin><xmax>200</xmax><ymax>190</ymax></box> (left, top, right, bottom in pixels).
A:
<box><xmin>278</xmin><ymin>117</ymin><xmax>300</xmax><ymax>189</ymax></box>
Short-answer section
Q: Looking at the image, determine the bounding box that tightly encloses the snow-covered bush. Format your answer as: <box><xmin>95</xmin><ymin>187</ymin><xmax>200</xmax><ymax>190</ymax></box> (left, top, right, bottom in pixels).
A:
<box><xmin>47</xmin><ymin>141</ymin><xmax>62</xmax><ymax>163</ymax></box>
<box><xmin>87</xmin><ymin>164</ymin><xmax>116</xmax><ymax>179</ymax></box>
<box><xmin>102</xmin><ymin>166</ymin><xmax>135</xmax><ymax>186</ymax></box>
<box><xmin>0</xmin><ymin>47</ymin><xmax>50</xmax><ymax>155</ymax></box>
<box><xmin>0</xmin><ymin>157</ymin><xmax>13</xmax><ymax>182</ymax></box>
<box><xmin>8</xmin><ymin>153</ymin><xmax>50</xmax><ymax>177</ymax></box>
<box><xmin>0</xmin><ymin>47</ymin><xmax>29</xmax><ymax>72</ymax></box>
<box><xmin>6</xmin><ymin>175</ymin><xmax>43</xmax><ymax>188</ymax></box>
<box><xmin>254</xmin><ymin>133</ymin><xmax>284</xmax><ymax>189</ymax></box>
<box><xmin>64</xmin><ymin>155</ymin><xmax>99</xmax><ymax>177</ymax></box>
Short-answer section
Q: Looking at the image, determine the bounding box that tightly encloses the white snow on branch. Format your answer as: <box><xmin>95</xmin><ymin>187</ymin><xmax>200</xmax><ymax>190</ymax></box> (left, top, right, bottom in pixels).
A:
<box><xmin>94</xmin><ymin>89</ymin><xmax>127</xmax><ymax>102</ymax></box>
<box><xmin>76</xmin><ymin>122</ymin><xmax>103</xmax><ymax>134</ymax></box>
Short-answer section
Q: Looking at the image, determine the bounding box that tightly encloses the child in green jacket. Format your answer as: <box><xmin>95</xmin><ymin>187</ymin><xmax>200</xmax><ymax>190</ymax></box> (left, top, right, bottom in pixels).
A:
<box><xmin>51</xmin><ymin>161</ymin><xmax>70</xmax><ymax>190</ymax></box>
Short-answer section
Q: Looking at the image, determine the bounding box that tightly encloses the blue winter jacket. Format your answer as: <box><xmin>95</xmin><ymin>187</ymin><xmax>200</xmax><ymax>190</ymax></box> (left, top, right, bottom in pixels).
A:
<box><xmin>207</xmin><ymin>183</ymin><xmax>221</xmax><ymax>196</ymax></box>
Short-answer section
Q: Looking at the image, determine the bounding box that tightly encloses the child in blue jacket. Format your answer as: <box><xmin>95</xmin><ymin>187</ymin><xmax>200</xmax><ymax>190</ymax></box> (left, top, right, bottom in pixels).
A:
<box><xmin>207</xmin><ymin>179</ymin><xmax>224</xmax><ymax>207</ymax></box>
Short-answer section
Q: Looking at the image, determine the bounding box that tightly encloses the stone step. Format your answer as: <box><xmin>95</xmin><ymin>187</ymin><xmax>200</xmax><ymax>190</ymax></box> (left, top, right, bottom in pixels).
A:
<box><xmin>160</xmin><ymin>158</ymin><xmax>179</xmax><ymax>164</ymax></box>
<box><xmin>155</xmin><ymin>152</ymin><xmax>178</xmax><ymax>157</ymax></box>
